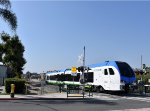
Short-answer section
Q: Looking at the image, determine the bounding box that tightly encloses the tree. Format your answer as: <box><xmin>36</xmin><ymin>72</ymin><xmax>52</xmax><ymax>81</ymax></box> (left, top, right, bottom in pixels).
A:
<box><xmin>0</xmin><ymin>32</ymin><xmax>26</xmax><ymax>78</ymax></box>
<box><xmin>0</xmin><ymin>0</ymin><xmax>17</xmax><ymax>30</ymax></box>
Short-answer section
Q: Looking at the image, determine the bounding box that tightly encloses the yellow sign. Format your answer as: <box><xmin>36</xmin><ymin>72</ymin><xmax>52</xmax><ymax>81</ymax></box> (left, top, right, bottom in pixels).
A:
<box><xmin>71</xmin><ymin>67</ymin><xmax>77</xmax><ymax>73</ymax></box>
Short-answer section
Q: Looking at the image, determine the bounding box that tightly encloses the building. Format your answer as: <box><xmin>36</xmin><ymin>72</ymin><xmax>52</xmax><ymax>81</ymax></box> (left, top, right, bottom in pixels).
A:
<box><xmin>0</xmin><ymin>65</ymin><xmax>7</xmax><ymax>86</ymax></box>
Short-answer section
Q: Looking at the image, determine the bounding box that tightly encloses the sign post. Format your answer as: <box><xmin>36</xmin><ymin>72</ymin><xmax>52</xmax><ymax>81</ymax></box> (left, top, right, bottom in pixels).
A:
<box><xmin>71</xmin><ymin>67</ymin><xmax>77</xmax><ymax>84</ymax></box>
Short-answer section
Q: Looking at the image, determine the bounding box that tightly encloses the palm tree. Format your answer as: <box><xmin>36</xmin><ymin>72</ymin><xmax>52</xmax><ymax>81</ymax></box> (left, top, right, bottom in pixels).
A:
<box><xmin>0</xmin><ymin>0</ymin><xmax>17</xmax><ymax>30</ymax></box>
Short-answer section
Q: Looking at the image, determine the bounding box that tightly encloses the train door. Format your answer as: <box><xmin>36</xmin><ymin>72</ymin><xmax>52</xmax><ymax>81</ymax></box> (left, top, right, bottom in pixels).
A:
<box><xmin>108</xmin><ymin>67</ymin><xmax>120</xmax><ymax>90</ymax></box>
<box><xmin>93</xmin><ymin>70</ymin><xmax>101</xmax><ymax>85</ymax></box>
<box><xmin>102</xmin><ymin>68</ymin><xmax>110</xmax><ymax>90</ymax></box>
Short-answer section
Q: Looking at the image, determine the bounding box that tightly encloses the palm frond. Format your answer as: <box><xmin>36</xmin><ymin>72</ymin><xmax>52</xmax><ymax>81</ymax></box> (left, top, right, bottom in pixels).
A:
<box><xmin>0</xmin><ymin>0</ymin><xmax>11</xmax><ymax>9</ymax></box>
<box><xmin>0</xmin><ymin>32</ymin><xmax>10</xmax><ymax>42</ymax></box>
<box><xmin>0</xmin><ymin>8</ymin><xmax>17</xmax><ymax>30</ymax></box>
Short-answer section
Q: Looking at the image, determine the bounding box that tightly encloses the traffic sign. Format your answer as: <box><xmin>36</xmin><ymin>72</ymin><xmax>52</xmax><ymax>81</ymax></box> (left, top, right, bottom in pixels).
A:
<box><xmin>71</xmin><ymin>67</ymin><xmax>77</xmax><ymax>73</ymax></box>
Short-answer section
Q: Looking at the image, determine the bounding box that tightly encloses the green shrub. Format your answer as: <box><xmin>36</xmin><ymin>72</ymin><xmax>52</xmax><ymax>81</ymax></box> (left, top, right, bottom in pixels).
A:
<box><xmin>5</xmin><ymin>78</ymin><xmax>26</xmax><ymax>94</ymax></box>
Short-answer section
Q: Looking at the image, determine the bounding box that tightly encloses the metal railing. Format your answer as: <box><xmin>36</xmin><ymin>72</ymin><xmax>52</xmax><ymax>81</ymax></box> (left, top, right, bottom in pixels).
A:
<box><xmin>66</xmin><ymin>85</ymin><xmax>93</xmax><ymax>98</ymax></box>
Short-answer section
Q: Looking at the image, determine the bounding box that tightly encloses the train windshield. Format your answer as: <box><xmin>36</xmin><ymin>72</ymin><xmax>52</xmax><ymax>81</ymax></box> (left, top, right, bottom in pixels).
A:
<box><xmin>116</xmin><ymin>62</ymin><xmax>135</xmax><ymax>77</ymax></box>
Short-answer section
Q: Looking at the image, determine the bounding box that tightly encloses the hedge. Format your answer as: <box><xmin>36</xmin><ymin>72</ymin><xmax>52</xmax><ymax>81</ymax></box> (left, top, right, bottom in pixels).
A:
<box><xmin>5</xmin><ymin>78</ymin><xmax>26</xmax><ymax>94</ymax></box>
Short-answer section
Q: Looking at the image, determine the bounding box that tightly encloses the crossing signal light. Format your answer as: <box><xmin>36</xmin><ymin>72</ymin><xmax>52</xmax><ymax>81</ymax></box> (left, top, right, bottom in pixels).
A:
<box><xmin>139</xmin><ymin>70</ymin><xmax>144</xmax><ymax>75</ymax></box>
<box><xmin>77</xmin><ymin>66</ymin><xmax>91</xmax><ymax>72</ymax></box>
<box><xmin>77</xmin><ymin>66</ymin><xmax>84</xmax><ymax>72</ymax></box>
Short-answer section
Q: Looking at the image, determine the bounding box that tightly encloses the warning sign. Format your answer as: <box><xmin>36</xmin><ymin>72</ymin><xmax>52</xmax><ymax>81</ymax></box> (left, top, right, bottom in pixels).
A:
<box><xmin>71</xmin><ymin>67</ymin><xmax>77</xmax><ymax>73</ymax></box>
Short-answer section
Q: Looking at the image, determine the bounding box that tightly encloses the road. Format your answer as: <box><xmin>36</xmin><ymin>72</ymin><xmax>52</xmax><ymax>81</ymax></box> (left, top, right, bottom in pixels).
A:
<box><xmin>0</xmin><ymin>93</ymin><xmax>150</xmax><ymax>111</ymax></box>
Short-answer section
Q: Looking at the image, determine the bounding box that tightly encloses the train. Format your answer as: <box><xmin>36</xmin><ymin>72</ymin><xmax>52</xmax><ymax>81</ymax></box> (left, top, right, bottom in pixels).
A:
<box><xmin>45</xmin><ymin>61</ymin><xmax>136</xmax><ymax>92</ymax></box>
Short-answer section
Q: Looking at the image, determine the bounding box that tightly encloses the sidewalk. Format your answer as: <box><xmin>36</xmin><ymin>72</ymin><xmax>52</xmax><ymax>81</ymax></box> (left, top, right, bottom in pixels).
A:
<box><xmin>0</xmin><ymin>84</ymin><xmax>92</xmax><ymax>100</ymax></box>
<box><xmin>0</xmin><ymin>92</ymin><xmax>92</xmax><ymax>100</ymax></box>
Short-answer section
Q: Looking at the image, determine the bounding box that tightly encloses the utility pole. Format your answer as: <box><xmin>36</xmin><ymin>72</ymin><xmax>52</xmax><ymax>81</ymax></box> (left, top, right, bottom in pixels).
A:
<box><xmin>140</xmin><ymin>55</ymin><xmax>144</xmax><ymax>94</ymax></box>
<box><xmin>141</xmin><ymin>55</ymin><xmax>143</xmax><ymax>69</ymax></box>
<box><xmin>140</xmin><ymin>55</ymin><xmax>143</xmax><ymax>81</ymax></box>
<box><xmin>83</xmin><ymin>46</ymin><xmax>85</xmax><ymax>83</ymax></box>
<box><xmin>82</xmin><ymin>46</ymin><xmax>85</xmax><ymax>98</ymax></box>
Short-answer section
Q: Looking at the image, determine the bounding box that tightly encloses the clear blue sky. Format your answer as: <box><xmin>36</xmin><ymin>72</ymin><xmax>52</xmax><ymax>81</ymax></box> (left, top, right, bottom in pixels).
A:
<box><xmin>1</xmin><ymin>1</ymin><xmax>150</xmax><ymax>73</ymax></box>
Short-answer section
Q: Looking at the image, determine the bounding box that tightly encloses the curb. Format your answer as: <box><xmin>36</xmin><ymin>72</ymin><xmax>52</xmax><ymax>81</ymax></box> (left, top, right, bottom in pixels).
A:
<box><xmin>0</xmin><ymin>97</ymin><xmax>90</xmax><ymax>100</ymax></box>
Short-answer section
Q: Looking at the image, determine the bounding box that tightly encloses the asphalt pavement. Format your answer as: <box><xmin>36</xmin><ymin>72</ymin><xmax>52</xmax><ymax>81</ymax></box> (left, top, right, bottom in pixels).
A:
<box><xmin>1</xmin><ymin>84</ymin><xmax>150</xmax><ymax>111</ymax></box>
<box><xmin>0</xmin><ymin>93</ymin><xmax>150</xmax><ymax>111</ymax></box>
<box><xmin>1</xmin><ymin>80</ymin><xmax>150</xmax><ymax>111</ymax></box>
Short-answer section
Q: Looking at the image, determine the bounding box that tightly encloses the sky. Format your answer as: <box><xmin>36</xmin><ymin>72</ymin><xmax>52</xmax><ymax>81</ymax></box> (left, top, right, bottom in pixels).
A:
<box><xmin>1</xmin><ymin>0</ymin><xmax>150</xmax><ymax>73</ymax></box>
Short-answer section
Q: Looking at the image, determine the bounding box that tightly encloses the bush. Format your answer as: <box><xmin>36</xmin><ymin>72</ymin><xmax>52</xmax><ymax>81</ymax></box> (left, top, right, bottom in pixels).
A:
<box><xmin>143</xmin><ymin>74</ymin><xmax>150</xmax><ymax>84</ymax></box>
<box><xmin>5</xmin><ymin>78</ymin><xmax>26</xmax><ymax>94</ymax></box>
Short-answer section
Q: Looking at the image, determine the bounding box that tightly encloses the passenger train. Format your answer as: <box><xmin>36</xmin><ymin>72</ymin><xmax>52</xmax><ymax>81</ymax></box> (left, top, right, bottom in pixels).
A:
<box><xmin>45</xmin><ymin>61</ymin><xmax>136</xmax><ymax>92</ymax></box>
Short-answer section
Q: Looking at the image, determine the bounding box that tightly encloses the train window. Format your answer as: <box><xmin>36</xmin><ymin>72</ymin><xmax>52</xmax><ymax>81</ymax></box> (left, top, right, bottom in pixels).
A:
<box><xmin>104</xmin><ymin>69</ymin><xmax>108</xmax><ymax>75</ymax></box>
<box><xmin>109</xmin><ymin>68</ymin><xmax>114</xmax><ymax>75</ymax></box>
<box><xmin>57</xmin><ymin>74</ymin><xmax>61</xmax><ymax>81</ymax></box>
<box><xmin>74</xmin><ymin>73</ymin><xmax>80</xmax><ymax>82</ymax></box>
<box><xmin>84</xmin><ymin>72</ymin><xmax>93</xmax><ymax>82</ymax></box>
<box><xmin>116</xmin><ymin>62</ymin><xmax>135</xmax><ymax>77</ymax></box>
<box><xmin>47</xmin><ymin>76</ymin><xmax>50</xmax><ymax>80</ymax></box>
<box><xmin>50</xmin><ymin>75</ymin><xmax>56</xmax><ymax>80</ymax></box>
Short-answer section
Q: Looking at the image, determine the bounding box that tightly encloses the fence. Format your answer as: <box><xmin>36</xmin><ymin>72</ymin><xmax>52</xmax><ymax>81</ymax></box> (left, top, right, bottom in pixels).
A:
<box><xmin>66</xmin><ymin>85</ymin><xmax>93</xmax><ymax>98</ymax></box>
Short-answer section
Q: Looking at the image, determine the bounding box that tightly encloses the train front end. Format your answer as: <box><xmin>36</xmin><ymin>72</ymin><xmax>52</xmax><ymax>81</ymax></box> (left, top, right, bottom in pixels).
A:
<box><xmin>115</xmin><ymin>61</ymin><xmax>136</xmax><ymax>91</ymax></box>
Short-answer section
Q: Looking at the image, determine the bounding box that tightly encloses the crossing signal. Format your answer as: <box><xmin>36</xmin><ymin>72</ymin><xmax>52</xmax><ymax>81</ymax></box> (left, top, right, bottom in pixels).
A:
<box><xmin>139</xmin><ymin>70</ymin><xmax>144</xmax><ymax>75</ymax></box>
<box><xmin>77</xmin><ymin>66</ymin><xmax>91</xmax><ymax>72</ymax></box>
<box><xmin>77</xmin><ymin>66</ymin><xmax>84</xmax><ymax>72</ymax></box>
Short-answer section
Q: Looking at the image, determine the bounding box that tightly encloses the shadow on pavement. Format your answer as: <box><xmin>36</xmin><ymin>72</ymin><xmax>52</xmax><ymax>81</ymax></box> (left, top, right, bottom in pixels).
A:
<box><xmin>4</xmin><ymin>98</ymin><xmax>117</xmax><ymax>106</ymax></box>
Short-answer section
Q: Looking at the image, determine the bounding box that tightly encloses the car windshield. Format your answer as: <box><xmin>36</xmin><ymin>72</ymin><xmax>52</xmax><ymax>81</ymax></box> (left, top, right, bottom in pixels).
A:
<box><xmin>116</xmin><ymin>62</ymin><xmax>135</xmax><ymax>77</ymax></box>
